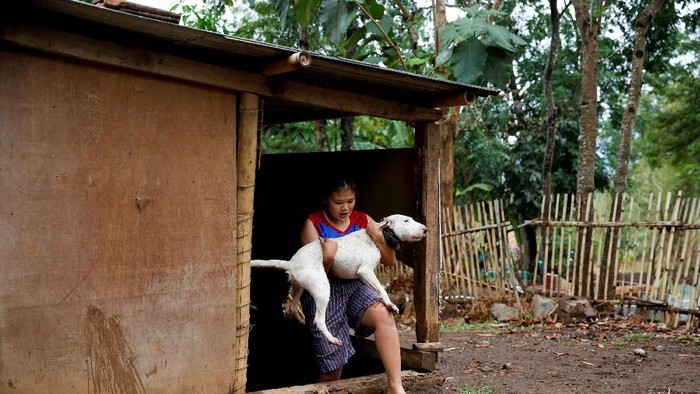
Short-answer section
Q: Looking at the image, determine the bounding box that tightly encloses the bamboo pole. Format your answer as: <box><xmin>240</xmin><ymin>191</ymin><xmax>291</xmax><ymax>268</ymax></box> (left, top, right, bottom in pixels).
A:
<box><xmin>542</xmin><ymin>194</ymin><xmax>554</xmax><ymax>296</ymax></box>
<box><xmin>565</xmin><ymin>194</ymin><xmax>576</xmax><ymax>296</ymax></box>
<box><xmin>556</xmin><ymin>194</ymin><xmax>567</xmax><ymax>294</ymax></box>
<box><xmin>642</xmin><ymin>193</ymin><xmax>657</xmax><ymax>300</ymax></box>
<box><xmin>672</xmin><ymin>197</ymin><xmax>693</xmax><ymax>327</ymax></box>
<box><xmin>577</xmin><ymin>193</ymin><xmax>593</xmax><ymax>298</ymax></box>
<box><xmin>631</xmin><ymin>194</ymin><xmax>645</xmax><ymax>298</ymax></box>
<box><xmin>533</xmin><ymin>194</ymin><xmax>546</xmax><ymax>291</ymax></box>
<box><xmin>603</xmin><ymin>192</ymin><xmax>620</xmax><ymax>300</ymax></box>
<box><xmin>611</xmin><ymin>192</ymin><xmax>626</xmax><ymax>301</ymax></box>
<box><xmin>652</xmin><ymin>192</ymin><xmax>672</xmax><ymax>300</ymax></box>
<box><xmin>261</xmin><ymin>50</ymin><xmax>312</xmax><ymax>76</ymax></box>
<box><xmin>661</xmin><ymin>192</ymin><xmax>682</xmax><ymax>304</ymax></box>
<box><xmin>457</xmin><ymin>206</ymin><xmax>470</xmax><ymax>298</ymax></box>
<box><xmin>687</xmin><ymin>199</ymin><xmax>700</xmax><ymax>331</ymax></box>
<box><xmin>620</xmin><ymin>194</ymin><xmax>636</xmax><ymax>299</ymax></box>
<box><xmin>486</xmin><ymin>200</ymin><xmax>503</xmax><ymax>293</ymax></box>
<box><xmin>588</xmin><ymin>192</ymin><xmax>604</xmax><ymax>299</ymax></box>
<box><xmin>234</xmin><ymin>92</ymin><xmax>259</xmax><ymax>394</ymax></box>
<box><xmin>466</xmin><ymin>203</ymin><xmax>481</xmax><ymax>298</ymax></box>
<box><xmin>591</xmin><ymin>193</ymin><xmax>606</xmax><ymax>300</ymax></box>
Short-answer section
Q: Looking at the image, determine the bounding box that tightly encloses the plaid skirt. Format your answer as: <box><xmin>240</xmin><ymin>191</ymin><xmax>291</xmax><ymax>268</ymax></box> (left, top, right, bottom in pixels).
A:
<box><xmin>301</xmin><ymin>277</ymin><xmax>382</xmax><ymax>374</ymax></box>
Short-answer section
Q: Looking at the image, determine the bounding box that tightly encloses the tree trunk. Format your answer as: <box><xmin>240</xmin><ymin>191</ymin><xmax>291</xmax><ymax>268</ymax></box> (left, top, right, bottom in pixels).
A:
<box><xmin>341</xmin><ymin>117</ymin><xmax>354</xmax><ymax>151</ymax></box>
<box><xmin>600</xmin><ymin>0</ymin><xmax>665</xmax><ymax>300</ymax></box>
<box><xmin>572</xmin><ymin>0</ymin><xmax>602</xmax><ymax>297</ymax></box>
<box><xmin>539</xmin><ymin>0</ymin><xmax>562</xmax><ymax>280</ymax></box>
<box><xmin>298</xmin><ymin>25</ymin><xmax>328</xmax><ymax>152</ymax></box>
<box><xmin>339</xmin><ymin>14</ymin><xmax>360</xmax><ymax>152</ymax></box>
<box><xmin>314</xmin><ymin>119</ymin><xmax>327</xmax><ymax>151</ymax></box>
<box><xmin>433</xmin><ymin>0</ymin><xmax>454</xmax><ymax>208</ymax></box>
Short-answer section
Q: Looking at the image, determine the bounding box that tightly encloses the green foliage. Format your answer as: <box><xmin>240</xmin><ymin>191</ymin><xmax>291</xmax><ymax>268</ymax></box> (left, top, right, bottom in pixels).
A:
<box><xmin>456</xmin><ymin>386</ymin><xmax>498</xmax><ymax>394</ymax></box>
<box><xmin>635</xmin><ymin>42</ymin><xmax>700</xmax><ymax>194</ymax></box>
<box><xmin>439</xmin><ymin>5</ymin><xmax>526</xmax><ymax>88</ymax></box>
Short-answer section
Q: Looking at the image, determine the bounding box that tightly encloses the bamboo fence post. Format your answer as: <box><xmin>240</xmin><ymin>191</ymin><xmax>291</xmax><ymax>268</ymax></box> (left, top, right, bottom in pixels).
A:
<box><xmin>603</xmin><ymin>192</ymin><xmax>620</xmax><ymax>300</ymax></box>
<box><xmin>566</xmin><ymin>194</ymin><xmax>576</xmax><ymax>296</ymax></box>
<box><xmin>591</xmin><ymin>193</ymin><xmax>603</xmax><ymax>300</ymax></box>
<box><xmin>620</xmin><ymin>194</ymin><xmax>637</xmax><ymax>299</ymax></box>
<box><xmin>661</xmin><ymin>192</ymin><xmax>682</xmax><ymax>307</ymax></box>
<box><xmin>480</xmin><ymin>201</ymin><xmax>497</xmax><ymax>297</ymax></box>
<box><xmin>584</xmin><ymin>193</ymin><xmax>598</xmax><ymax>298</ymax></box>
<box><xmin>451</xmin><ymin>205</ymin><xmax>463</xmax><ymax>297</ymax></box>
<box><xmin>556</xmin><ymin>194</ymin><xmax>567</xmax><ymax>294</ymax></box>
<box><xmin>496</xmin><ymin>199</ymin><xmax>512</xmax><ymax>293</ymax></box>
<box><xmin>235</xmin><ymin>92</ymin><xmax>258</xmax><ymax>394</ymax></box>
<box><xmin>577</xmin><ymin>193</ymin><xmax>592</xmax><ymax>298</ymax></box>
<box><xmin>533</xmin><ymin>194</ymin><xmax>546</xmax><ymax>292</ymax></box>
<box><xmin>611</xmin><ymin>192</ymin><xmax>627</xmax><ymax>301</ymax></box>
<box><xmin>687</xmin><ymin>199</ymin><xmax>700</xmax><ymax>331</ymax></box>
<box><xmin>544</xmin><ymin>194</ymin><xmax>557</xmax><ymax>296</ymax></box>
<box><xmin>441</xmin><ymin>207</ymin><xmax>453</xmax><ymax>297</ymax></box>
<box><xmin>459</xmin><ymin>206</ymin><xmax>471</xmax><ymax>298</ymax></box>
<box><xmin>465</xmin><ymin>203</ymin><xmax>480</xmax><ymax>297</ymax></box>
<box><xmin>672</xmin><ymin>197</ymin><xmax>694</xmax><ymax>328</ymax></box>
<box><xmin>486</xmin><ymin>200</ymin><xmax>503</xmax><ymax>293</ymax></box>
<box><xmin>642</xmin><ymin>193</ymin><xmax>656</xmax><ymax>300</ymax></box>
<box><xmin>652</xmin><ymin>192</ymin><xmax>672</xmax><ymax>300</ymax></box>
<box><xmin>588</xmin><ymin>192</ymin><xmax>602</xmax><ymax>299</ymax></box>
<box><xmin>453</xmin><ymin>205</ymin><xmax>468</xmax><ymax>298</ymax></box>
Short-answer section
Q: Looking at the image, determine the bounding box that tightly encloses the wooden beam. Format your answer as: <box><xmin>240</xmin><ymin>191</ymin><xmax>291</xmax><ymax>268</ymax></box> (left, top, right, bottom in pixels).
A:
<box><xmin>412</xmin><ymin>342</ymin><xmax>444</xmax><ymax>352</ymax></box>
<box><xmin>413</xmin><ymin>122</ymin><xmax>441</xmax><ymax>343</ymax></box>
<box><xmin>262</xmin><ymin>51</ymin><xmax>311</xmax><ymax>76</ymax></box>
<box><xmin>247</xmin><ymin>370</ymin><xmax>445</xmax><ymax>394</ymax></box>
<box><xmin>0</xmin><ymin>23</ymin><xmax>442</xmax><ymax>122</ymax></box>
<box><xmin>351</xmin><ymin>337</ymin><xmax>437</xmax><ymax>372</ymax></box>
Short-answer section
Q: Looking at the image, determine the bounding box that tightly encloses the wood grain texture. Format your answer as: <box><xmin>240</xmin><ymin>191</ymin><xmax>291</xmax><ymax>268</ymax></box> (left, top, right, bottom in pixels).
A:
<box><xmin>0</xmin><ymin>48</ymin><xmax>238</xmax><ymax>392</ymax></box>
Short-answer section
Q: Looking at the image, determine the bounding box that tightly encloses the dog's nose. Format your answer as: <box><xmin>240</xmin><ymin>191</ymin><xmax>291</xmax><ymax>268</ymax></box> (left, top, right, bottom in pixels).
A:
<box><xmin>422</xmin><ymin>226</ymin><xmax>428</xmax><ymax>234</ymax></box>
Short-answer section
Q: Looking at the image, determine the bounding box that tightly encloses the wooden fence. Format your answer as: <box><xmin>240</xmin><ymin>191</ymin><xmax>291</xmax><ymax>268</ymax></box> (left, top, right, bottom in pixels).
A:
<box><xmin>529</xmin><ymin>192</ymin><xmax>700</xmax><ymax>326</ymax></box>
<box><xmin>440</xmin><ymin>199</ymin><xmax>521</xmax><ymax>301</ymax></box>
<box><xmin>439</xmin><ymin>193</ymin><xmax>700</xmax><ymax>328</ymax></box>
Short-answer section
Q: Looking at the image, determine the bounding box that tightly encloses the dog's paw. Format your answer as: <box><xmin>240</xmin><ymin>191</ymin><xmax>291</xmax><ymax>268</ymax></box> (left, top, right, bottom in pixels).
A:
<box><xmin>329</xmin><ymin>337</ymin><xmax>343</xmax><ymax>346</ymax></box>
<box><xmin>387</xmin><ymin>303</ymin><xmax>400</xmax><ymax>314</ymax></box>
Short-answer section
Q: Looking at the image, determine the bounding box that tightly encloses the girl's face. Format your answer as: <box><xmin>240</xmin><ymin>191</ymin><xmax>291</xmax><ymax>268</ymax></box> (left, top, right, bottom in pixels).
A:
<box><xmin>325</xmin><ymin>188</ymin><xmax>356</xmax><ymax>223</ymax></box>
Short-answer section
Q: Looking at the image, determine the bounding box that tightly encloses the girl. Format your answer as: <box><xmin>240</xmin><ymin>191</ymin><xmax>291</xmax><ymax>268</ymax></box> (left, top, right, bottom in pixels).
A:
<box><xmin>298</xmin><ymin>176</ymin><xmax>406</xmax><ymax>394</ymax></box>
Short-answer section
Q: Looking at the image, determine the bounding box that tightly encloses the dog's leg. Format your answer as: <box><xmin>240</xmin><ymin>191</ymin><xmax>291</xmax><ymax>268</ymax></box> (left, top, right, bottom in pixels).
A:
<box><xmin>356</xmin><ymin>267</ymin><xmax>399</xmax><ymax>314</ymax></box>
<box><xmin>298</xmin><ymin>276</ymin><xmax>342</xmax><ymax>346</ymax></box>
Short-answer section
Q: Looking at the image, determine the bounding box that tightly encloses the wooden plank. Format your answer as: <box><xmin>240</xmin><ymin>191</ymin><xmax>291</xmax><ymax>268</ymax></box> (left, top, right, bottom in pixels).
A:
<box><xmin>413</xmin><ymin>122</ymin><xmax>441</xmax><ymax>343</ymax></box>
<box><xmin>351</xmin><ymin>337</ymin><xmax>437</xmax><ymax>371</ymax></box>
<box><xmin>0</xmin><ymin>50</ymin><xmax>238</xmax><ymax>392</ymax></box>
<box><xmin>0</xmin><ymin>23</ymin><xmax>443</xmax><ymax>123</ymax></box>
<box><xmin>247</xmin><ymin>370</ymin><xmax>445</xmax><ymax>394</ymax></box>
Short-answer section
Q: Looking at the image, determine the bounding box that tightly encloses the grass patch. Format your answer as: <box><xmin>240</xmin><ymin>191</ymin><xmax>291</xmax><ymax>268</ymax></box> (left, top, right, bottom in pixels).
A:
<box><xmin>623</xmin><ymin>333</ymin><xmax>654</xmax><ymax>341</ymax></box>
<box><xmin>456</xmin><ymin>386</ymin><xmax>498</xmax><ymax>394</ymax></box>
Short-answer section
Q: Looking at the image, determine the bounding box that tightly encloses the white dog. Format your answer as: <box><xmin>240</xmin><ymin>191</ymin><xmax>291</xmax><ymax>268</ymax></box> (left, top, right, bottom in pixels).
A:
<box><xmin>251</xmin><ymin>214</ymin><xmax>427</xmax><ymax>346</ymax></box>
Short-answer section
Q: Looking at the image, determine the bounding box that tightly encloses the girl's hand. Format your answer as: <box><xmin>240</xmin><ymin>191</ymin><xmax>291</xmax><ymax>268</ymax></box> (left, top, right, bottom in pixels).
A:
<box><xmin>366</xmin><ymin>219</ymin><xmax>387</xmax><ymax>246</ymax></box>
<box><xmin>319</xmin><ymin>238</ymin><xmax>338</xmax><ymax>272</ymax></box>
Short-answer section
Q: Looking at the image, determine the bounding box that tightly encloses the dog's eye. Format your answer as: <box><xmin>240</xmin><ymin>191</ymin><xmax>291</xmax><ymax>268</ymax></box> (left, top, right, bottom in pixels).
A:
<box><xmin>404</xmin><ymin>219</ymin><xmax>409</xmax><ymax>222</ymax></box>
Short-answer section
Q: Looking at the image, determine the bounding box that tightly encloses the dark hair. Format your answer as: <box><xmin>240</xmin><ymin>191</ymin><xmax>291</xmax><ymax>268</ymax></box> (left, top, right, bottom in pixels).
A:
<box><xmin>323</xmin><ymin>175</ymin><xmax>357</xmax><ymax>198</ymax></box>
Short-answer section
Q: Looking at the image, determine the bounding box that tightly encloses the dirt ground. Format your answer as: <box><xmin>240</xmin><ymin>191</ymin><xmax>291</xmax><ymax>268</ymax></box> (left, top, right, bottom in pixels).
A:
<box><xmin>397</xmin><ymin>318</ymin><xmax>700</xmax><ymax>394</ymax></box>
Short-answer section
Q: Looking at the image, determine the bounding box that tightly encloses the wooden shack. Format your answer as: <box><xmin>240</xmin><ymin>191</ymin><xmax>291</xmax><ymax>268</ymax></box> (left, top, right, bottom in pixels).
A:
<box><xmin>0</xmin><ymin>0</ymin><xmax>499</xmax><ymax>392</ymax></box>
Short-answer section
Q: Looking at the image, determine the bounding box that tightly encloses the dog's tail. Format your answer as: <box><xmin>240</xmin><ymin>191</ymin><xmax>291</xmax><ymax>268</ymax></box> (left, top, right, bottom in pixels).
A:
<box><xmin>250</xmin><ymin>259</ymin><xmax>290</xmax><ymax>271</ymax></box>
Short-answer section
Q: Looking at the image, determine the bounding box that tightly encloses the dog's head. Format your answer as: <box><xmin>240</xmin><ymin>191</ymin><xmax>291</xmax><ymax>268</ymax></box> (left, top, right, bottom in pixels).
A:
<box><xmin>378</xmin><ymin>214</ymin><xmax>427</xmax><ymax>249</ymax></box>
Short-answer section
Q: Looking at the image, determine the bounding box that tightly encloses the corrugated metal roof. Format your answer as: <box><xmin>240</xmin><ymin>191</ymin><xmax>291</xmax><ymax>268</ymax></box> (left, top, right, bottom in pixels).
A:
<box><xmin>5</xmin><ymin>0</ymin><xmax>501</xmax><ymax>123</ymax></box>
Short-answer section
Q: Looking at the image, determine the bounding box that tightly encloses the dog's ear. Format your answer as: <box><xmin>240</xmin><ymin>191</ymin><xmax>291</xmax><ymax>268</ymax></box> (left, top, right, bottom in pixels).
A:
<box><xmin>378</xmin><ymin>217</ymin><xmax>393</xmax><ymax>228</ymax></box>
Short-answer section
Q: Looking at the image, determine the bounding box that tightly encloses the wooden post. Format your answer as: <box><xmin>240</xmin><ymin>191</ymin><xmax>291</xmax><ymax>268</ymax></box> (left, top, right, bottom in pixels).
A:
<box><xmin>235</xmin><ymin>92</ymin><xmax>259</xmax><ymax>393</ymax></box>
<box><xmin>414</xmin><ymin>121</ymin><xmax>441</xmax><ymax>343</ymax></box>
